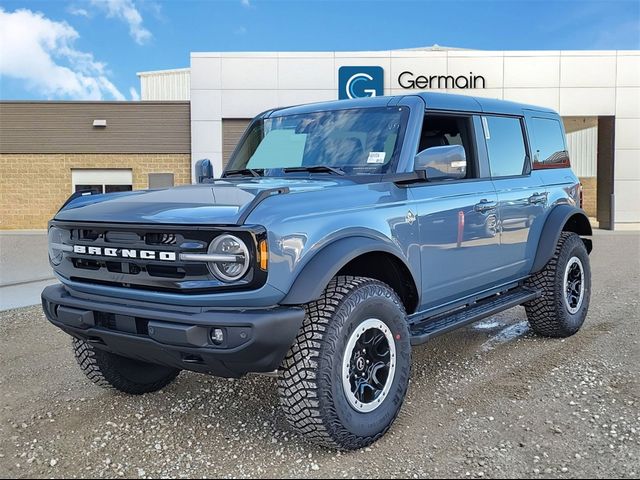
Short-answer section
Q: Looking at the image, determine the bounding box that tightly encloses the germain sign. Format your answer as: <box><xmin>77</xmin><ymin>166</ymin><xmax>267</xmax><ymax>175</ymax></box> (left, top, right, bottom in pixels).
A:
<box><xmin>398</xmin><ymin>71</ymin><xmax>486</xmax><ymax>90</ymax></box>
<box><xmin>338</xmin><ymin>67</ymin><xmax>486</xmax><ymax>99</ymax></box>
<box><xmin>338</xmin><ymin>66</ymin><xmax>384</xmax><ymax>100</ymax></box>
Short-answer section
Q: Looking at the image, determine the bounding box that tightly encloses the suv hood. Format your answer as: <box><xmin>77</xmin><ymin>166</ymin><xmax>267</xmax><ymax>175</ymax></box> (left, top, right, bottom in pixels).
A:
<box><xmin>54</xmin><ymin>178</ymin><xmax>345</xmax><ymax>225</ymax></box>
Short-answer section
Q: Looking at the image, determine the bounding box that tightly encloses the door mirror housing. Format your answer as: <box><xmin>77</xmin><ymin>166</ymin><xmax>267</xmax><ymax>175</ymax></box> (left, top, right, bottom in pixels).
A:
<box><xmin>414</xmin><ymin>145</ymin><xmax>467</xmax><ymax>181</ymax></box>
<box><xmin>195</xmin><ymin>158</ymin><xmax>214</xmax><ymax>183</ymax></box>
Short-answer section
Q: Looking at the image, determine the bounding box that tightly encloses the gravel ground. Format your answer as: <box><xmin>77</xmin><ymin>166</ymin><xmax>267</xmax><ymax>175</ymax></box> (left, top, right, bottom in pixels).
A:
<box><xmin>0</xmin><ymin>231</ymin><xmax>638</xmax><ymax>479</ymax></box>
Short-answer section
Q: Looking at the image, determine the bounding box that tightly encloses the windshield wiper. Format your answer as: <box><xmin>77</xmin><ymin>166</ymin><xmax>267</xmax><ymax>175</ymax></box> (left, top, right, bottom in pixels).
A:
<box><xmin>283</xmin><ymin>165</ymin><xmax>346</xmax><ymax>176</ymax></box>
<box><xmin>224</xmin><ymin>168</ymin><xmax>263</xmax><ymax>178</ymax></box>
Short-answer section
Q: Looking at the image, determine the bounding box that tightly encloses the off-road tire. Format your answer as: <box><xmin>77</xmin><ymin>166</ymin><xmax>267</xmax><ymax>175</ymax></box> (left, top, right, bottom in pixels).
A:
<box><xmin>72</xmin><ymin>338</ymin><xmax>180</xmax><ymax>395</ymax></box>
<box><xmin>525</xmin><ymin>232</ymin><xmax>591</xmax><ymax>338</ymax></box>
<box><xmin>278</xmin><ymin>276</ymin><xmax>411</xmax><ymax>450</ymax></box>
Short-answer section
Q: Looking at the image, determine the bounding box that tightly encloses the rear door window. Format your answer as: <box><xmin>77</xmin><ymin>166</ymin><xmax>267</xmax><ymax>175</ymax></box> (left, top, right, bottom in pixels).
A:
<box><xmin>482</xmin><ymin>116</ymin><xmax>528</xmax><ymax>177</ymax></box>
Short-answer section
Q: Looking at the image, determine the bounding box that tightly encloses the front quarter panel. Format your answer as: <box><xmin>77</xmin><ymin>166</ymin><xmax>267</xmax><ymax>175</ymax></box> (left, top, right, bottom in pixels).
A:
<box><xmin>246</xmin><ymin>181</ymin><xmax>420</xmax><ymax>303</ymax></box>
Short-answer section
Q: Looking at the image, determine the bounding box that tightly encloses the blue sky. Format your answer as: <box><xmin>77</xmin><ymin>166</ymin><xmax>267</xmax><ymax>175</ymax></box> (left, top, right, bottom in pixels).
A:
<box><xmin>1</xmin><ymin>0</ymin><xmax>639</xmax><ymax>101</ymax></box>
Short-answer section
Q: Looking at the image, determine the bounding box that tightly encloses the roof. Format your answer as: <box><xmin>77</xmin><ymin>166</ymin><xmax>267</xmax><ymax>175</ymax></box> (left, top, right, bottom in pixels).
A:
<box><xmin>415</xmin><ymin>91</ymin><xmax>557</xmax><ymax>115</ymax></box>
<box><xmin>268</xmin><ymin>91</ymin><xmax>557</xmax><ymax>117</ymax></box>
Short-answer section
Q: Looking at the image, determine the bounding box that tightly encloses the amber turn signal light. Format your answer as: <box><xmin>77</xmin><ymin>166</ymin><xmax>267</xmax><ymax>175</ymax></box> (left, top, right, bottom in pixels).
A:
<box><xmin>259</xmin><ymin>239</ymin><xmax>268</xmax><ymax>271</ymax></box>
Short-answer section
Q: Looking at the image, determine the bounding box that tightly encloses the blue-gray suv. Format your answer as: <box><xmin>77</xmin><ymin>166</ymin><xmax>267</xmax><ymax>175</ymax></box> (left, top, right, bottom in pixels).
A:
<box><xmin>42</xmin><ymin>92</ymin><xmax>593</xmax><ymax>450</ymax></box>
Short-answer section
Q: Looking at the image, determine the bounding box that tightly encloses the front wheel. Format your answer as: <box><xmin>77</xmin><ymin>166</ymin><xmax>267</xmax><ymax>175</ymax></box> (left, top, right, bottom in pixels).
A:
<box><xmin>525</xmin><ymin>232</ymin><xmax>591</xmax><ymax>338</ymax></box>
<box><xmin>73</xmin><ymin>339</ymin><xmax>180</xmax><ymax>395</ymax></box>
<box><xmin>278</xmin><ymin>276</ymin><xmax>411</xmax><ymax>450</ymax></box>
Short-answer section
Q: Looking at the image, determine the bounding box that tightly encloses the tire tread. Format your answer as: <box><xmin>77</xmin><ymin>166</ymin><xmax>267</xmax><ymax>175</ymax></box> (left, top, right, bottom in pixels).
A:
<box><xmin>278</xmin><ymin>275</ymin><xmax>409</xmax><ymax>449</ymax></box>
<box><xmin>525</xmin><ymin>232</ymin><xmax>590</xmax><ymax>338</ymax></box>
<box><xmin>72</xmin><ymin>338</ymin><xmax>179</xmax><ymax>395</ymax></box>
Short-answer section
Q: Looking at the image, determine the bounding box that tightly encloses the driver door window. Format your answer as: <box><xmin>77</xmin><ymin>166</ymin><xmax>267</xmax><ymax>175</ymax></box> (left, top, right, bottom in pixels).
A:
<box><xmin>418</xmin><ymin>114</ymin><xmax>476</xmax><ymax>181</ymax></box>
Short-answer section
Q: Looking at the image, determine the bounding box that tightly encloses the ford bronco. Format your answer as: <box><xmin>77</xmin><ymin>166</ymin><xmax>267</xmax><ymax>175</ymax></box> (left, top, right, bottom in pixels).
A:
<box><xmin>42</xmin><ymin>92</ymin><xmax>592</xmax><ymax>450</ymax></box>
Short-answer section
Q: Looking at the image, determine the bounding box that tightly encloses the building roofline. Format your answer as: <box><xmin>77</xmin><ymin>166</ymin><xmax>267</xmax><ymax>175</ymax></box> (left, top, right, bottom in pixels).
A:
<box><xmin>0</xmin><ymin>100</ymin><xmax>190</xmax><ymax>105</ymax></box>
<box><xmin>136</xmin><ymin>67</ymin><xmax>190</xmax><ymax>77</ymax></box>
<box><xmin>398</xmin><ymin>44</ymin><xmax>474</xmax><ymax>51</ymax></box>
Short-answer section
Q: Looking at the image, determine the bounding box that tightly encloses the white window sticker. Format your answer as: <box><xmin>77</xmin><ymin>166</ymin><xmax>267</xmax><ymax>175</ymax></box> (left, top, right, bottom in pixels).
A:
<box><xmin>367</xmin><ymin>151</ymin><xmax>386</xmax><ymax>164</ymax></box>
<box><xmin>481</xmin><ymin>116</ymin><xmax>491</xmax><ymax>140</ymax></box>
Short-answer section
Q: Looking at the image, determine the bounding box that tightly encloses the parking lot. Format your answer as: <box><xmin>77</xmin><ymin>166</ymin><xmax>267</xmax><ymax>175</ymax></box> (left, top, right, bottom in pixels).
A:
<box><xmin>0</xmin><ymin>231</ymin><xmax>638</xmax><ymax>479</ymax></box>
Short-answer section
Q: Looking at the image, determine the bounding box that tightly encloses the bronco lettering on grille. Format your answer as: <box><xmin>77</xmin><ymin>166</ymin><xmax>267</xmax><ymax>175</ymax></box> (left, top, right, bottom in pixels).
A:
<box><xmin>72</xmin><ymin>245</ymin><xmax>176</xmax><ymax>261</ymax></box>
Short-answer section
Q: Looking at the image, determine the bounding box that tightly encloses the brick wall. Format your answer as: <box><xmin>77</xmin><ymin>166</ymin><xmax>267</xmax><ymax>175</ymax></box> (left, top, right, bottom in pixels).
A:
<box><xmin>0</xmin><ymin>154</ymin><xmax>191</xmax><ymax>230</ymax></box>
<box><xmin>579</xmin><ymin>177</ymin><xmax>597</xmax><ymax>218</ymax></box>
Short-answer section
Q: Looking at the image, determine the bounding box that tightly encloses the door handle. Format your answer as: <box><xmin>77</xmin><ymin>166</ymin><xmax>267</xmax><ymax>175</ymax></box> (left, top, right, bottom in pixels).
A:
<box><xmin>474</xmin><ymin>199</ymin><xmax>497</xmax><ymax>213</ymax></box>
<box><xmin>528</xmin><ymin>192</ymin><xmax>547</xmax><ymax>205</ymax></box>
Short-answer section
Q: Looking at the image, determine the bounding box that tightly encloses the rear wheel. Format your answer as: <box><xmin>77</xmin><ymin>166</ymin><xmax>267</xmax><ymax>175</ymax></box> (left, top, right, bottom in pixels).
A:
<box><xmin>278</xmin><ymin>276</ymin><xmax>411</xmax><ymax>450</ymax></box>
<box><xmin>72</xmin><ymin>339</ymin><xmax>180</xmax><ymax>395</ymax></box>
<box><xmin>525</xmin><ymin>232</ymin><xmax>591</xmax><ymax>338</ymax></box>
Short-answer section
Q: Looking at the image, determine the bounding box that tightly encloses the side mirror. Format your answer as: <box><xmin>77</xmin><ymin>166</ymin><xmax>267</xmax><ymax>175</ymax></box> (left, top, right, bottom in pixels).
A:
<box><xmin>414</xmin><ymin>145</ymin><xmax>467</xmax><ymax>181</ymax></box>
<box><xmin>195</xmin><ymin>158</ymin><xmax>214</xmax><ymax>184</ymax></box>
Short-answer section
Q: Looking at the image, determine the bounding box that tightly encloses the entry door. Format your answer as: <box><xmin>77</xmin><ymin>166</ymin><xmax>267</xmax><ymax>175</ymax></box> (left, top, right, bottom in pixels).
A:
<box><xmin>481</xmin><ymin>115</ymin><xmax>546</xmax><ymax>279</ymax></box>
<box><xmin>409</xmin><ymin>181</ymin><xmax>502</xmax><ymax>311</ymax></box>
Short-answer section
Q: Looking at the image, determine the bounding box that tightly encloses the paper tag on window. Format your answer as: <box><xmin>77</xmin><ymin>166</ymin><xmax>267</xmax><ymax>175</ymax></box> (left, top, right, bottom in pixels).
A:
<box><xmin>367</xmin><ymin>152</ymin><xmax>386</xmax><ymax>164</ymax></box>
<box><xmin>481</xmin><ymin>116</ymin><xmax>490</xmax><ymax>140</ymax></box>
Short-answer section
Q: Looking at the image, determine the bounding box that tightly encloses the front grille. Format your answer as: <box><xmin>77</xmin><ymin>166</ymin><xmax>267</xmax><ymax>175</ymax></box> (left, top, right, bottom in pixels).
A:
<box><xmin>74</xmin><ymin>228</ymin><xmax>184</xmax><ymax>246</ymax></box>
<box><xmin>94</xmin><ymin>311</ymin><xmax>149</xmax><ymax>336</ymax></box>
<box><xmin>146</xmin><ymin>232</ymin><xmax>177</xmax><ymax>245</ymax></box>
<box><xmin>51</xmin><ymin>222</ymin><xmax>266</xmax><ymax>293</ymax></box>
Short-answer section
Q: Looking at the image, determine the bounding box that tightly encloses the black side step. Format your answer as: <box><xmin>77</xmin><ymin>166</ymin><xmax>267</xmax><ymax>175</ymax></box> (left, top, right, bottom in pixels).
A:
<box><xmin>410</xmin><ymin>287</ymin><xmax>541</xmax><ymax>346</ymax></box>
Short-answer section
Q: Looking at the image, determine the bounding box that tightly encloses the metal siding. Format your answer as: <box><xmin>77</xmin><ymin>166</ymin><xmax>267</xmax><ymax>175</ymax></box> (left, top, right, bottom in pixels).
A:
<box><xmin>222</xmin><ymin>119</ymin><xmax>251</xmax><ymax>168</ymax></box>
<box><xmin>139</xmin><ymin>69</ymin><xmax>190</xmax><ymax>101</ymax></box>
<box><xmin>566</xmin><ymin>125</ymin><xmax>598</xmax><ymax>177</ymax></box>
<box><xmin>0</xmin><ymin>102</ymin><xmax>191</xmax><ymax>154</ymax></box>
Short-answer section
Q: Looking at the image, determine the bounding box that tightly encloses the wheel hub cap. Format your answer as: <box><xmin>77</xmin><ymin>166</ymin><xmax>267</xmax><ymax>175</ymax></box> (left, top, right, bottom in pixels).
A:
<box><xmin>563</xmin><ymin>256</ymin><xmax>585</xmax><ymax>314</ymax></box>
<box><xmin>342</xmin><ymin>318</ymin><xmax>396</xmax><ymax>413</ymax></box>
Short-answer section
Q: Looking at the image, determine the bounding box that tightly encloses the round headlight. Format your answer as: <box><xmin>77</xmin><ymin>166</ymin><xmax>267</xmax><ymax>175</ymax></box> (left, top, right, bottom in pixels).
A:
<box><xmin>207</xmin><ymin>234</ymin><xmax>250</xmax><ymax>282</ymax></box>
<box><xmin>48</xmin><ymin>227</ymin><xmax>66</xmax><ymax>266</ymax></box>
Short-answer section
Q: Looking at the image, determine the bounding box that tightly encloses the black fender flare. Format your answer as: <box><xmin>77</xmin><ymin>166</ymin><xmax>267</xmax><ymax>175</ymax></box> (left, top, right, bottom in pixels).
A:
<box><xmin>280</xmin><ymin>236</ymin><xmax>418</xmax><ymax>306</ymax></box>
<box><xmin>531</xmin><ymin>205</ymin><xmax>593</xmax><ymax>273</ymax></box>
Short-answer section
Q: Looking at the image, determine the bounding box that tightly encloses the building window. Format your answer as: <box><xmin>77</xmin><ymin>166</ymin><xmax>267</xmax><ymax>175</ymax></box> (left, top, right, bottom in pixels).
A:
<box><xmin>71</xmin><ymin>169</ymin><xmax>133</xmax><ymax>194</ymax></box>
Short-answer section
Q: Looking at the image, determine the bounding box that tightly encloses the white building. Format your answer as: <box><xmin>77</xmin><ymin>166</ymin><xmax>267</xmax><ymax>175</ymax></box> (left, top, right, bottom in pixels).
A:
<box><xmin>138</xmin><ymin>46</ymin><xmax>640</xmax><ymax>229</ymax></box>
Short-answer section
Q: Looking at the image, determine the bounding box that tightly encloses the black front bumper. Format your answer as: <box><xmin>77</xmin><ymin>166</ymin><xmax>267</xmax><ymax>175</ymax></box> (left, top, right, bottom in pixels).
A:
<box><xmin>42</xmin><ymin>284</ymin><xmax>305</xmax><ymax>378</ymax></box>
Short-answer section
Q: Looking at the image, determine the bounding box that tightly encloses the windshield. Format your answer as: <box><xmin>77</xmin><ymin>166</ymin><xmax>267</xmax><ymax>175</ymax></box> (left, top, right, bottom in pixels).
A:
<box><xmin>225</xmin><ymin>106</ymin><xmax>409</xmax><ymax>176</ymax></box>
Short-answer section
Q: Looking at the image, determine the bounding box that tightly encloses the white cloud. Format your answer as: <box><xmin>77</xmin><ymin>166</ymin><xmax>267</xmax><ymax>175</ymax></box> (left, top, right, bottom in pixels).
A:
<box><xmin>241</xmin><ymin>0</ymin><xmax>251</xmax><ymax>7</ymax></box>
<box><xmin>129</xmin><ymin>86</ymin><xmax>140</xmax><ymax>101</ymax></box>
<box><xmin>90</xmin><ymin>0</ymin><xmax>151</xmax><ymax>45</ymax></box>
<box><xmin>0</xmin><ymin>8</ymin><xmax>125</xmax><ymax>100</ymax></box>
<box><xmin>68</xmin><ymin>6</ymin><xmax>91</xmax><ymax>18</ymax></box>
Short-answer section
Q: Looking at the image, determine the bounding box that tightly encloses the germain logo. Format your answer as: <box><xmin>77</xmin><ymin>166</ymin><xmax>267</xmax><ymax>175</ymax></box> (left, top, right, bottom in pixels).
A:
<box><xmin>397</xmin><ymin>71</ymin><xmax>486</xmax><ymax>90</ymax></box>
<box><xmin>338</xmin><ymin>66</ymin><xmax>384</xmax><ymax>100</ymax></box>
<box><xmin>73</xmin><ymin>245</ymin><xmax>176</xmax><ymax>261</ymax></box>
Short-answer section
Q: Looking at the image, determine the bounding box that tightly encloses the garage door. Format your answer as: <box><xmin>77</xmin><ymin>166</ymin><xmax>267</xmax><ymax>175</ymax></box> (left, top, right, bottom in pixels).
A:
<box><xmin>222</xmin><ymin>119</ymin><xmax>251</xmax><ymax>168</ymax></box>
